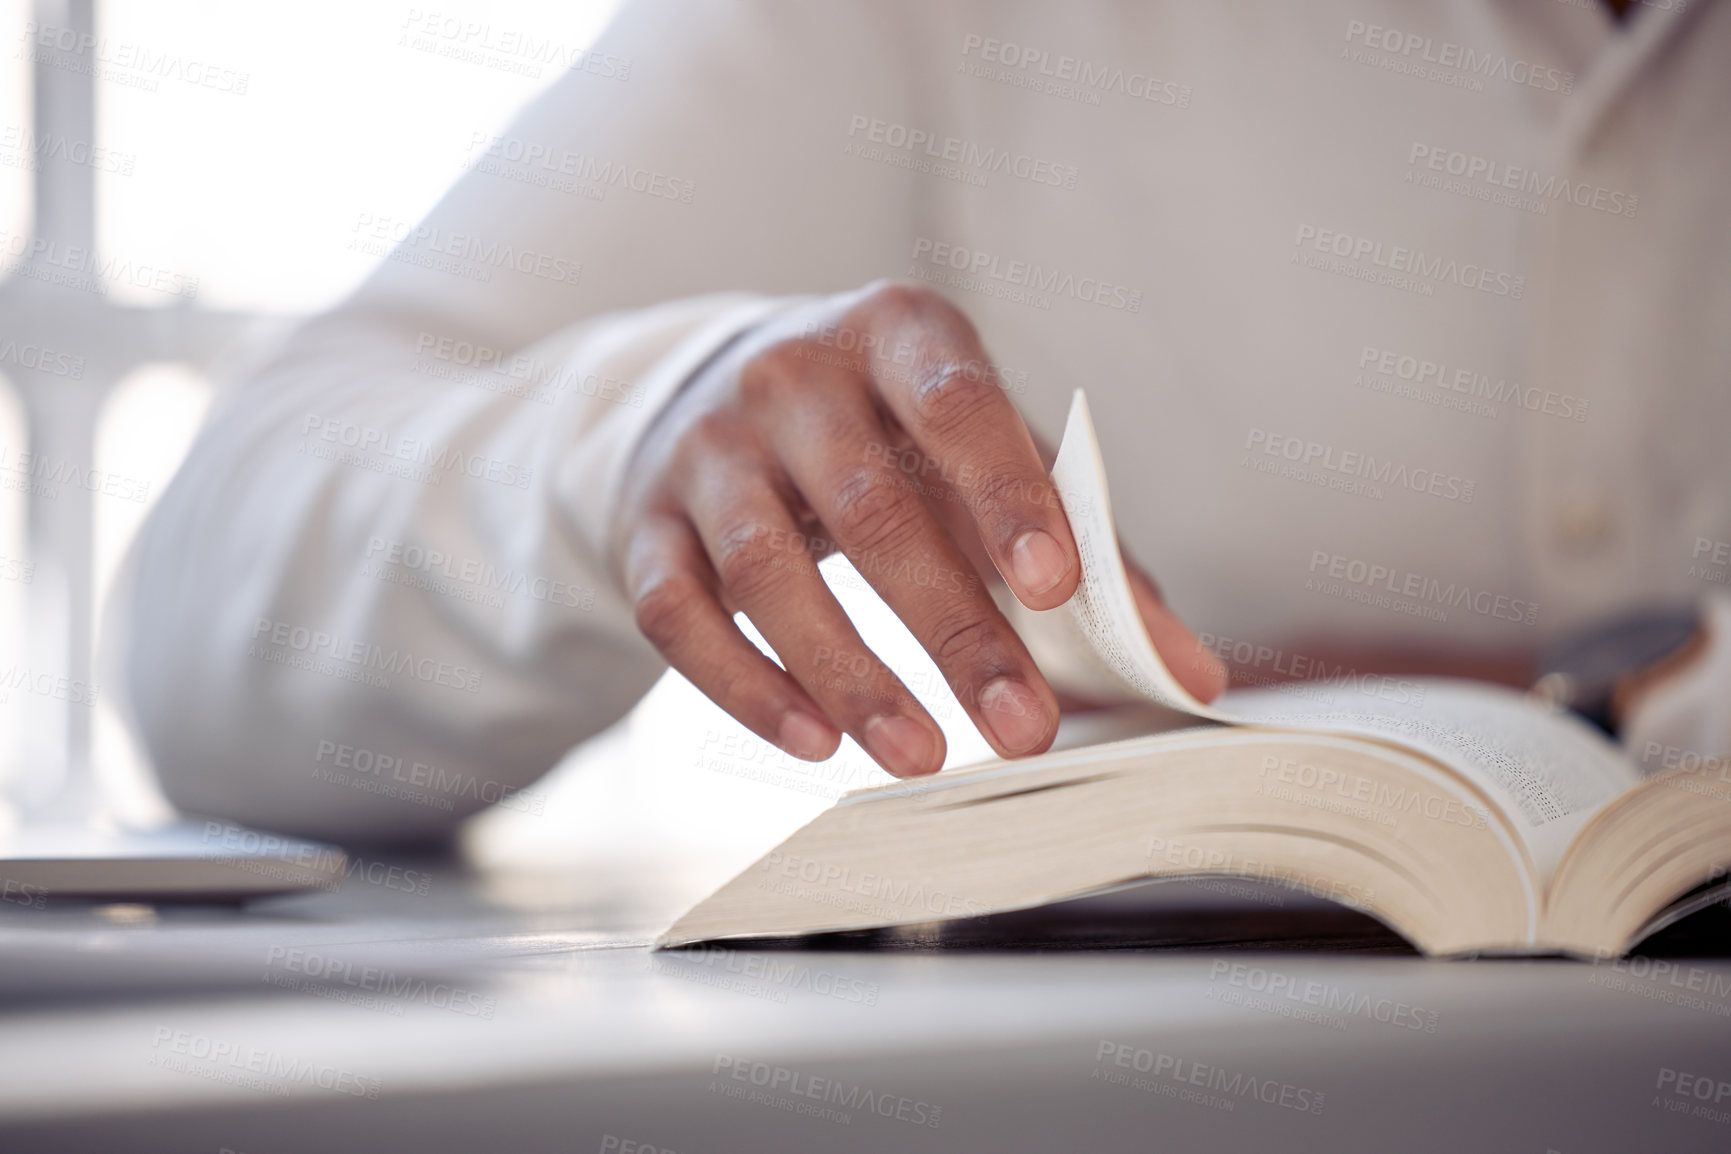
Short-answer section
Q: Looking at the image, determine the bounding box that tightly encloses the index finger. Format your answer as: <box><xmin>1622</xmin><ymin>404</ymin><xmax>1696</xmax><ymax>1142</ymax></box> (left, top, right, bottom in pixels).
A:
<box><xmin>845</xmin><ymin>282</ymin><xmax>1079</xmax><ymax>611</ymax></box>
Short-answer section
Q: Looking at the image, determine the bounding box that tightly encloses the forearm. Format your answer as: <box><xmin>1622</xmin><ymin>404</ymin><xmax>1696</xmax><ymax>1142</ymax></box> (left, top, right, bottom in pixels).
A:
<box><xmin>125</xmin><ymin>295</ymin><xmax>783</xmax><ymax>843</ymax></box>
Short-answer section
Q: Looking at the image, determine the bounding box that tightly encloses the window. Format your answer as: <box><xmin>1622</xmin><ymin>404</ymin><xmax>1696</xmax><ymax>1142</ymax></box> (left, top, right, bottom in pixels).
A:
<box><xmin>4</xmin><ymin>0</ymin><xmax>974</xmax><ymax>856</ymax></box>
<box><xmin>1</xmin><ymin>0</ymin><xmax>623</xmax><ymax>816</ymax></box>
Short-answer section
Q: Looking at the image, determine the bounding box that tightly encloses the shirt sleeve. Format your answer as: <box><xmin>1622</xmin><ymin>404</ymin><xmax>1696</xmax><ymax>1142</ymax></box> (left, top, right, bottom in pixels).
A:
<box><xmin>121</xmin><ymin>0</ymin><xmax>924</xmax><ymax>843</ymax></box>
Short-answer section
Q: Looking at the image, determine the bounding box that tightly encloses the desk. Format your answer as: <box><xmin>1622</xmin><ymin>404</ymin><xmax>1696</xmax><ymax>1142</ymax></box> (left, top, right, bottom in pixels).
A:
<box><xmin>0</xmin><ymin>858</ymin><xmax>1728</xmax><ymax>1153</ymax></box>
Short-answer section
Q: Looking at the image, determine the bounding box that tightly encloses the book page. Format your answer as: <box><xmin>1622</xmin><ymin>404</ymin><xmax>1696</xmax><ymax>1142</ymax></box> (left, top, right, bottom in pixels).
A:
<box><xmin>1043</xmin><ymin>388</ymin><xmax>1639</xmax><ymax>882</ymax></box>
<box><xmin>1047</xmin><ymin>391</ymin><xmax>1234</xmax><ymax>723</ymax></box>
<box><xmin>1223</xmin><ymin>683</ymin><xmax>1637</xmax><ymax>882</ymax></box>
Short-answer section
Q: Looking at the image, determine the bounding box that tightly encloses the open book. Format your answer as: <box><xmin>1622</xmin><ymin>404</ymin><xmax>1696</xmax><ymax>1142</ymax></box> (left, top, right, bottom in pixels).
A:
<box><xmin>659</xmin><ymin>392</ymin><xmax>1731</xmax><ymax>958</ymax></box>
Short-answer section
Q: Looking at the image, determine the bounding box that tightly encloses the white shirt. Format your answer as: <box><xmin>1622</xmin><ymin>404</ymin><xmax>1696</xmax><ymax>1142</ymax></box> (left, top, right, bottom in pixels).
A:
<box><xmin>125</xmin><ymin>0</ymin><xmax>1731</xmax><ymax>840</ymax></box>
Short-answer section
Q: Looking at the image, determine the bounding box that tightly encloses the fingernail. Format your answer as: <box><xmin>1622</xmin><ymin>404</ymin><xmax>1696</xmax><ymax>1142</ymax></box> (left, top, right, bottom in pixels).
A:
<box><xmin>864</xmin><ymin>714</ymin><xmax>940</xmax><ymax>776</ymax></box>
<box><xmin>979</xmin><ymin>677</ymin><xmax>1049</xmax><ymax>754</ymax></box>
<box><xmin>778</xmin><ymin>711</ymin><xmax>837</xmax><ymax>761</ymax></box>
<box><xmin>1011</xmin><ymin>529</ymin><xmax>1069</xmax><ymax>596</ymax></box>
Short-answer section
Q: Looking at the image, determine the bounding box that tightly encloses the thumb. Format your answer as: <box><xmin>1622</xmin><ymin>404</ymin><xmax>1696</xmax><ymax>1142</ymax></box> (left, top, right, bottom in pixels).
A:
<box><xmin>1124</xmin><ymin>557</ymin><xmax>1228</xmax><ymax>703</ymax></box>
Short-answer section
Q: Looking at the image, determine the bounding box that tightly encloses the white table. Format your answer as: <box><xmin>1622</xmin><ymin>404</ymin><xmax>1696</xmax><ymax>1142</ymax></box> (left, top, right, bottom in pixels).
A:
<box><xmin>1</xmin><ymin>860</ymin><xmax>1728</xmax><ymax>1153</ymax></box>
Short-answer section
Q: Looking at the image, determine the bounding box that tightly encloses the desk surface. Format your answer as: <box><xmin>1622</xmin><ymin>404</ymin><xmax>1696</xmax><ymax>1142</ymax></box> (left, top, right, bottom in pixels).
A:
<box><xmin>1</xmin><ymin>856</ymin><xmax>1729</xmax><ymax>1154</ymax></box>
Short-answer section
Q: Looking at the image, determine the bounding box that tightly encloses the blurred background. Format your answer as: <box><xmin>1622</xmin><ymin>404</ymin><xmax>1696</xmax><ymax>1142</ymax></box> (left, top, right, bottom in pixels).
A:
<box><xmin>0</xmin><ymin>0</ymin><xmax>988</xmax><ymax>890</ymax></box>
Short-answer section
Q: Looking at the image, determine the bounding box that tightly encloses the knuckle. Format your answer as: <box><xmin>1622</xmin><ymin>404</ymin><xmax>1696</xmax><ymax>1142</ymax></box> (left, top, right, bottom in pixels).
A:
<box><xmin>929</xmin><ymin>613</ymin><xmax>1001</xmax><ymax>670</ymax></box>
<box><xmin>707</xmin><ymin>651</ymin><xmax>767</xmax><ymax>711</ymax></box>
<box><xmin>712</xmin><ymin>524</ymin><xmax>789</xmax><ymax>602</ymax></box>
<box><xmin>862</xmin><ymin>279</ymin><xmax>940</xmax><ymax>317</ymax></box>
<box><xmin>829</xmin><ymin>467</ymin><xmax>923</xmax><ymax>551</ymax></box>
<box><xmin>969</xmin><ymin>463</ymin><xmax>1038</xmax><ymax>522</ymax></box>
<box><xmin>632</xmin><ymin>572</ymin><xmax>706</xmax><ymax>648</ymax></box>
<box><xmin>860</xmin><ymin>279</ymin><xmax>966</xmax><ymax>329</ymax></box>
<box><xmin>909</xmin><ymin>366</ymin><xmax>996</xmax><ymax>435</ymax></box>
<box><xmin>676</xmin><ymin>409</ymin><xmax>747</xmax><ymax>460</ymax></box>
<box><xmin>736</xmin><ymin>343</ymin><xmax>804</xmax><ymax>407</ymax></box>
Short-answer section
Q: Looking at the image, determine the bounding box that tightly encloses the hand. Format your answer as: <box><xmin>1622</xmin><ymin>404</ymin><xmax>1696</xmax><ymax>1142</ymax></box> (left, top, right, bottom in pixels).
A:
<box><xmin>613</xmin><ymin>282</ymin><xmax>1222</xmax><ymax>778</ymax></box>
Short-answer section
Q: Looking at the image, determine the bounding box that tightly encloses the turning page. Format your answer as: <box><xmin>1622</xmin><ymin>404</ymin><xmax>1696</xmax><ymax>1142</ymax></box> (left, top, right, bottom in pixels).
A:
<box><xmin>1046</xmin><ymin>391</ymin><xmax>1234</xmax><ymax>722</ymax></box>
<box><xmin>1042</xmin><ymin>389</ymin><xmax>1638</xmax><ymax>881</ymax></box>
